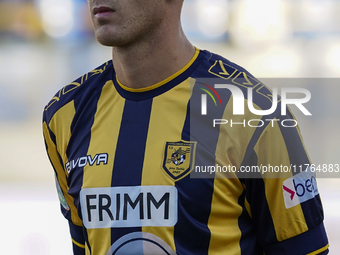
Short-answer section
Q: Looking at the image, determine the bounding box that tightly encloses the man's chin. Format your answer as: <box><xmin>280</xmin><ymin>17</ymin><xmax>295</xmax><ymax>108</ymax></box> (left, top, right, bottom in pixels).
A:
<box><xmin>95</xmin><ymin>34</ymin><xmax>128</xmax><ymax>48</ymax></box>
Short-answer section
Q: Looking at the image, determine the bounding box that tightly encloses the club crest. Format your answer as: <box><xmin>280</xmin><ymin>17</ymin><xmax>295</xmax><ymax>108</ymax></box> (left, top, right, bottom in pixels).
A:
<box><xmin>163</xmin><ymin>141</ymin><xmax>196</xmax><ymax>181</ymax></box>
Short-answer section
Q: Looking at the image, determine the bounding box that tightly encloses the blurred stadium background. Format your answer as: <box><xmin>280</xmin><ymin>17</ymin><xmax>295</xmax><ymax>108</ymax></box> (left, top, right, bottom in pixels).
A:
<box><xmin>0</xmin><ymin>0</ymin><xmax>339</xmax><ymax>254</ymax></box>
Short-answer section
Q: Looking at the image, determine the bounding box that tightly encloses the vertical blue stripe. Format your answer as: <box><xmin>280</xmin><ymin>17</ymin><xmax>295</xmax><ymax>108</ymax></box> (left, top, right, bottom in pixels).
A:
<box><xmin>237</xmin><ymin>190</ymin><xmax>263</xmax><ymax>255</ymax></box>
<box><xmin>238</xmin><ymin>115</ymin><xmax>278</xmax><ymax>249</ymax></box>
<box><xmin>240</xmin><ymin>176</ymin><xmax>277</xmax><ymax>250</ymax></box>
<box><xmin>173</xmin><ymin>78</ymin><xmax>228</xmax><ymax>254</ymax></box>
<box><xmin>66</xmin><ymin>86</ymin><xmax>104</xmax><ymax>254</ymax></box>
<box><xmin>110</xmin><ymin>99</ymin><xmax>153</xmax><ymax>244</ymax></box>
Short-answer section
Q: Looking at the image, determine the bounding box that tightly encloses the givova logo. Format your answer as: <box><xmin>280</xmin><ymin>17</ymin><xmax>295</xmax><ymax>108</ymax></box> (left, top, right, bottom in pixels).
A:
<box><xmin>282</xmin><ymin>170</ymin><xmax>319</xmax><ymax>209</ymax></box>
<box><xmin>65</xmin><ymin>153</ymin><xmax>108</xmax><ymax>173</ymax></box>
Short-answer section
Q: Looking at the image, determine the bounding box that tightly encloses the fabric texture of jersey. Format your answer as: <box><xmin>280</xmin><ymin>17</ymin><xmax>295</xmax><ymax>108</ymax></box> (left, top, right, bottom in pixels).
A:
<box><xmin>43</xmin><ymin>48</ymin><xmax>329</xmax><ymax>255</ymax></box>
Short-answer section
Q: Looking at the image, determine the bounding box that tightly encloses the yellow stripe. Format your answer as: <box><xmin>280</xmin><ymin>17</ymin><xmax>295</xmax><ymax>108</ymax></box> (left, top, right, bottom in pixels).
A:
<box><xmin>82</xmin><ymin>81</ymin><xmax>124</xmax><ymax>188</ymax></box>
<box><xmin>207</xmin><ymin>177</ymin><xmax>244</xmax><ymax>254</ymax></box>
<box><xmin>254</xmin><ymin>118</ymin><xmax>308</xmax><ymax>241</ymax></box>
<box><xmin>306</xmin><ymin>244</ymin><xmax>329</xmax><ymax>255</ymax></box>
<box><xmin>46</xmin><ymin>102</ymin><xmax>83</xmax><ymax>226</ymax></box>
<box><xmin>85</xmin><ymin>242</ymin><xmax>90</xmax><ymax>255</ymax></box>
<box><xmin>208</xmin><ymin>94</ymin><xmax>258</xmax><ymax>254</ymax></box>
<box><xmin>116</xmin><ymin>47</ymin><xmax>200</xmax><ymax>92</ymax></box>
<box><xmin>83</xmin><ymin>80</ymin><xmax>125</xmax><ymax>254</ymax></box>
<box><xmin>141</xmin><ymin>77</ymin><xmax>194</xmax><ymax>253</ymax></box>
<box><xmin>49</xmin><ymin>101</ymin><xmax>75</xmax><ymax>174</ymax></box>
<box><xmin>72</xmin><ymin>238</ymin><xmax>85</xmax><ymax>249</ymax></box>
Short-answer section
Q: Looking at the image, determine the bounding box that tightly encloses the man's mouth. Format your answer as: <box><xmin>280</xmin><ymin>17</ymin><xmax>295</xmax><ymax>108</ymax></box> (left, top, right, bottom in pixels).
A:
<box><xmin>93</xmin><ymin>6</ymin><xmax>115</xmax><ymax>16</ymax></box>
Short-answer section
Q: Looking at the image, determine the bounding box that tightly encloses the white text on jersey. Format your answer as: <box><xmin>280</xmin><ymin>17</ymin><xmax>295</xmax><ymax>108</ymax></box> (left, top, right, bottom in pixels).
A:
<box><xmin>65</xmin><ymin>153</ymin><xmax>108</xmax><ymax>173</ymax></box>
<box><xmin>80</xmin><ymin>186</ymin><xmax>178</xmax><ymax>229</ymax></box>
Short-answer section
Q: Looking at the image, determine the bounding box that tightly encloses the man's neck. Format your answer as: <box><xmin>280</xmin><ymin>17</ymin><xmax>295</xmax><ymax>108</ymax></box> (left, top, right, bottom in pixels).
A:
<box><xmin>112</xmin><ymin>27</ymin><xmax>195</xmax><ymax>89</ymax></box>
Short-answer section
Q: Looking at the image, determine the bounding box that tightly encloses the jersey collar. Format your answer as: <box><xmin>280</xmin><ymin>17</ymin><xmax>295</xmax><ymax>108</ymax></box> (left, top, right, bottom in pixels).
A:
<box><xmin>112</xmin><ymin>48</ymin><xmax>205</xmax><ymax>101</ymax></box>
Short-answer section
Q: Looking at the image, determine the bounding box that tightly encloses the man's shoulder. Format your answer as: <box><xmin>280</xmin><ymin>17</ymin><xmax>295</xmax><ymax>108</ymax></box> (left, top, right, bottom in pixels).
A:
<box><xmin>43</xmin><ymin>61</ymin><xmax>113</xmax><ymax>122</ymax></box>
<box><xmin>196</xmin><ymin>49</ymin><xmax>276</xmax><ymax>114</ymax></box>
<box><xmin>196</xmin><ymin>49</ymin><xmax>259</xmax><ymax>82</ymax></box>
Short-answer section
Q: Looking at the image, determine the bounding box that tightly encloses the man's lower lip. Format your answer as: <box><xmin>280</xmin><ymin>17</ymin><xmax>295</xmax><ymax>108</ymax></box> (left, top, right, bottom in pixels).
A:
<box><xmin>95</xmin><ymin>11</ymin><xmax>115</xmax><ymax>18</ymax></box>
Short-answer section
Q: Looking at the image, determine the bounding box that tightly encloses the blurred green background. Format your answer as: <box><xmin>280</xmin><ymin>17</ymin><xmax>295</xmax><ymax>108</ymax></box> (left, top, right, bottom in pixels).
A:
<box><xmin>0</xmin><ymin>0</ymin><xmax>339</xmax><ymax>254</ymax></box>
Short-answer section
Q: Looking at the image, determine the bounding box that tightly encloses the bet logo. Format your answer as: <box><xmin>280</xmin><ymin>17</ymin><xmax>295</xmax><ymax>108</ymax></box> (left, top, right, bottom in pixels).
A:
<box><xmin>282</xmin><ymin>171</ymin><xmax>319</xmax><ymax>209</ymax></box>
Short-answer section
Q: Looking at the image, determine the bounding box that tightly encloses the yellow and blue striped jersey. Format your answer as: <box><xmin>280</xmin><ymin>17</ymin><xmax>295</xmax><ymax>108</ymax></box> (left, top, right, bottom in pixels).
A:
<box><xmin>43</xmin><ymin>48</ymin><xmax>329</xmax><ymax>255</ymax></box>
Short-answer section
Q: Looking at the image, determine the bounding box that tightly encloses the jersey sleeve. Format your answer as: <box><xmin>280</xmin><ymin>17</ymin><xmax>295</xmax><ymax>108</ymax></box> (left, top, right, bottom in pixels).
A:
<box><xmin>240</xmin><ymin>109</ymin><xmax>329</xmax><ymax>255</ymax></box>
<box><xmin>69</xmin><ymin>221</ymin><xmax>86</xmax><ymax>255</ymax></box>
<box><xmin>43</xmin><ymin>113</ymin><xmax>86</xmax><ymax>255</ymax></box>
